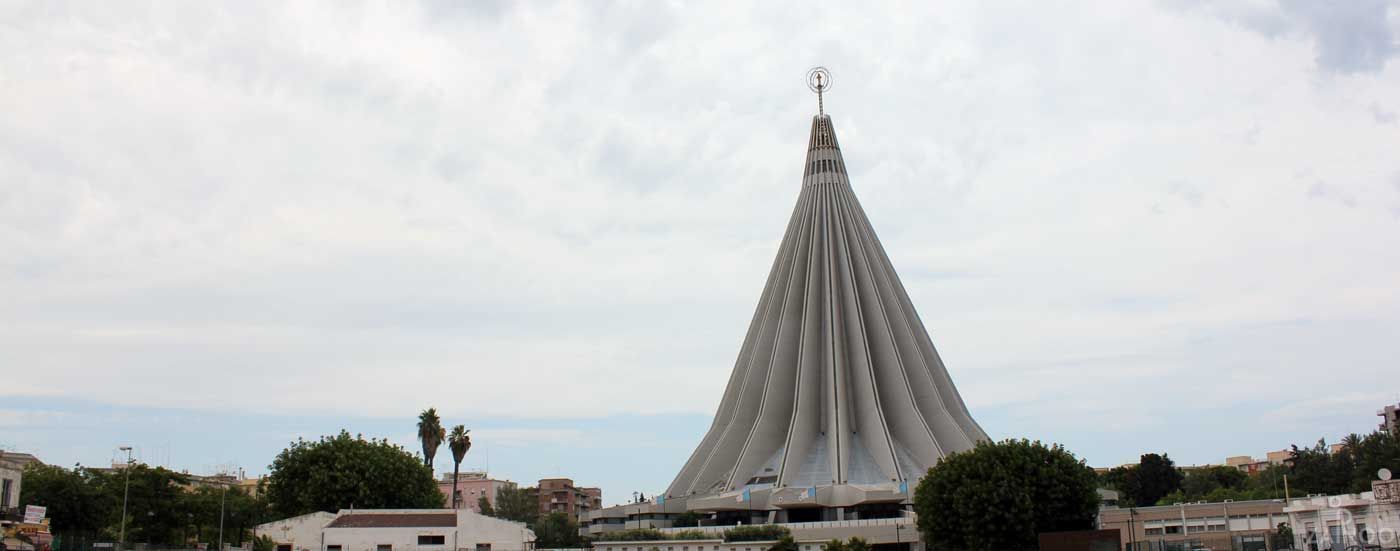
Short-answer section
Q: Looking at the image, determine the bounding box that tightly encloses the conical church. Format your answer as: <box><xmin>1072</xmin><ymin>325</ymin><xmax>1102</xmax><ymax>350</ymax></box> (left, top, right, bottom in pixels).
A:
<box><xmin>665</xmin><ymin>73</ymin><xmax>986</xmax><ymax>521</ymax></box>
<box><xmin>582</xmin><ymin>73</ymin><xmax>987</xmax><ymax>536</ymax></box>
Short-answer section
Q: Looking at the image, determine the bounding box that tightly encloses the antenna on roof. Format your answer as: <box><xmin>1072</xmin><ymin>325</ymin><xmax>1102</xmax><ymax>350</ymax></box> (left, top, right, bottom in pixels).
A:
<box><xmin>806</xmin><ymin>67</ymin><xmax>833</xmax><ymax>116</ymax></box>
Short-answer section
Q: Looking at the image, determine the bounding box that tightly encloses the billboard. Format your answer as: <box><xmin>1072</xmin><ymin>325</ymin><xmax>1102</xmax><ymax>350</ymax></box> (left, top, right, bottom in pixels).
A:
<box><xmin>1372</xmin><ymin>480</ymin><xmax>1400</xmax><ymax>504</ymax></box>
<box><xmin>23</xmin><ymin>505</ymin><xmax>47</xmax><ymax>524</ymax></box>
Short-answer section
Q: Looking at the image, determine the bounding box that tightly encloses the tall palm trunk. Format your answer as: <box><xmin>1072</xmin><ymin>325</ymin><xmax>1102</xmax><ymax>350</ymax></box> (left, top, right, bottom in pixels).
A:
<box><xmin>452</xmin><ymin>461</ymin><xmax>461</xmax><ymax>509</ymax></box>
<box><xmin>448</xmin><ymin>425</ymin><xmax>472</xmax><ymax>510</ymax></box>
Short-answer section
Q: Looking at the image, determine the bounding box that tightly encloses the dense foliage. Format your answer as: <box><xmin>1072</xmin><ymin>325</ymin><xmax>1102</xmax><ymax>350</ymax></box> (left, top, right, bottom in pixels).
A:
<box><xmin>19</xmin><ymin>463</ymin><xmax>265</xmax><ymax>546</ymax></box>
<box><xmin>1098</xmin><ymin>431</ymin><xmax>1400</xmax><ymax>505</ymax></box>
<box><xmin>597</xmin><ymin>528</ymin><xmax>669</xmax><ymax>542</ymax></box>
<box><xmin>670</xmin><ymin>530</ymin><xmax>710</xmax><ymax>540</ymax></box>
<box><xmin>820</xmin><ymin>538</ymin><xmax>871</xmax><ymax>551</ymax></box>
<box><xmin>672</xmin><ymin>511</ymin><xmax>703</xmax><ymax>528</ymax></box>
<box><xmin>264</xmin><ymin>430</ymin><xmax>443</xmax><ymax>517</ymax></box>
<box><xmin>1106</xmin><ymin>453</ymin><xmax>1185</xmax><ymax>507</ymax></box>
<box><xmin>1286</xmin><ymin>432</ymin><xmax>1400</xmax><ymax>495</ymax></box>
<box><xmin>913</xmin><ymin>439</ymin><xmax>1099</xmax><ymax>551</ymax></box>
<box><xmin>768</xmin><ymin>535</ymin><xmax>799</xmax><ymax>551</ymax></box>
<box><xmin>532</xmin><ymin>512</ymin><xmax>585</xmax><ymax>548</ymax></box>
<box><xmin>487</xmin><ymin>484</ymin><xmax>540</xmax><ymax>525</ymax></box>
<box><xmin>723</xmin><ymin>525</ymin><xmax>791</xmax><ymax>542</ymax></box>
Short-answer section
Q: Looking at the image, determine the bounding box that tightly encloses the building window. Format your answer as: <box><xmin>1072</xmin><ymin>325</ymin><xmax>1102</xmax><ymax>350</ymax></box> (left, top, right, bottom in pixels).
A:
<box><xmin>1145</xmin><ymin>528</ymin><xmax>1164</xmax><ymax>536</ymax></box>
<box><xmin>1165</xmin><ymin>526</ymin><xmax>1181</xmax><ymax>534</ymax></box>
<box><xmin>327</xmin><ymin>546</ymin><xmax>342</xmax><ymax>551</ymax></box>
<box><xmin>476</xmin><ymin>545</ymin><xmax>491</xmax><ymax>551</ymax></box>
<box><xmin>277</xmin><ymin>545</ymin><xmax>291</xmax><ymax>551</ymax></box>
<box><xmin>377</xmin><ymin>546</ymin><xmax>392</xmax><ymax>551</ymax></box>
<box><xmin>418</xmin><ymin>536</ymin><xmax>446</xmax><ymax>546</ymax></box>
<box><xmin>1</xmin><ymin>479</ymin><xmax>11</xmax><ymax>507</ymax></box>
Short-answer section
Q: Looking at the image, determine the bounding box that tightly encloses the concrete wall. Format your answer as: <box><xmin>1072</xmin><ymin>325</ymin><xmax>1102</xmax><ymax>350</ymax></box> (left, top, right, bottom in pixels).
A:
<box><xmin>256</xmin><ymin>512</ymin><xmax>338</xmax><ymax>551</ymax></box>
<box><xmin>0</xmin><ymin>461</ymin><xmax>22</xmax><ymax>509</ymax></box>
<box><xmin>322</xmin><ymin>510</ymin><xmax>533</xmax><ymax>551</ymax></box>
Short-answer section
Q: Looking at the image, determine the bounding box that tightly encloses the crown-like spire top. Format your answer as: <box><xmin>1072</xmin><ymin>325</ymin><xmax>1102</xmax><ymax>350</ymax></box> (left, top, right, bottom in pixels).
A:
<box><xmin>806</xmin><ymin>66</ymin><xmax>832</xmax><ymax>115</ymax></box>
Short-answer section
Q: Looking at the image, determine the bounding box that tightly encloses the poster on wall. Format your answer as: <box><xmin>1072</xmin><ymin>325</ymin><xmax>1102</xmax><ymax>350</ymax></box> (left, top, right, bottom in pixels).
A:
<box><xmin>1373</xmin><ymin>480</ymin><xmax>1400</xmax><ymax>504</ymax></box>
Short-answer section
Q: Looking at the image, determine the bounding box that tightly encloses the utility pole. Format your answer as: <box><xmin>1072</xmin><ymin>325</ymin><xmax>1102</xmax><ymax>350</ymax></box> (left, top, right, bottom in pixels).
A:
<box><xmin>119</xmin><ymin>446</ymin><xmax>133</xmax><ymax>548</ymax></box>
<box><xmin>218</xmin><ymin>480</ymin><xmax>227</xmax><ymax>551</ymax></box>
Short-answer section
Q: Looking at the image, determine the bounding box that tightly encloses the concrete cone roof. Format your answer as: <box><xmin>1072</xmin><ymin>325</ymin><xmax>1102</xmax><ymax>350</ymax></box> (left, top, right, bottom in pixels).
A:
<box><xmin>665</xmin><ymin>113</ymin><xmax>988</xmax><ymax>503</ymax></box>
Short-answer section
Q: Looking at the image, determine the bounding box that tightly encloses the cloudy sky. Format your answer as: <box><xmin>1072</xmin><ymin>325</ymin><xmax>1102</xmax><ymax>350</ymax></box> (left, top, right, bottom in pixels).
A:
<box><xmin>3</xmin><ymin>0</ymin><xmax>1399</xmax><ymax>503</ymax></box>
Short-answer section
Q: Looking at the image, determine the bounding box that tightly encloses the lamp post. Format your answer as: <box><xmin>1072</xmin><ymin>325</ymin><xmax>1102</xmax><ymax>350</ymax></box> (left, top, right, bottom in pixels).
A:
<box><xmin>218</xmin><ymin>480</ymin><xmax>227</xmax><ymax>551</ymax></box>
<box><xmin>119</xmin><ymin>446</ymin><xmax>133</xmax><ymax>547</ymax></box>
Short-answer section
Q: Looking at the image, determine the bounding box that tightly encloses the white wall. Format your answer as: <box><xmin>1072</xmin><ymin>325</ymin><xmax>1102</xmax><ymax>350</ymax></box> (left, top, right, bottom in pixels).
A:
<box><xmin>256</xmin><ymin>512</ymin><xmax>338</xmax><ymax>551</ymax></box>
<box><xmin>321</xmin><ymin>510</ymin><xmax>533</xmax><ymax>551</ymax></box>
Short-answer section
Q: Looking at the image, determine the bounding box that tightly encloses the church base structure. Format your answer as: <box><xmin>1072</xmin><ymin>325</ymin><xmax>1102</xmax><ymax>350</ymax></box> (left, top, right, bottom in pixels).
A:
<box><xmin>580</xmin><ymin>491</ymin><xmax>917</xmax><ymax>544</ymax></box>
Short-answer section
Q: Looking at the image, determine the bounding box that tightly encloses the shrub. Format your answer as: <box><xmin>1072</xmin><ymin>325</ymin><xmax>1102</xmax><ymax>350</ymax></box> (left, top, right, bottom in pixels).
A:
<box><xmin>671</xmin><ymin>530</ymin><xmax>712</xmax><ymax>541</ymax></box>
<box><xmin>723</xmin><ymin>525</ymin><xmax>791</xmax><ymax>542</ymax></box>
<box><xmin>600</xmin><ymin>528</ymin><xmax>668</xmax><ymax>542</ymax></box>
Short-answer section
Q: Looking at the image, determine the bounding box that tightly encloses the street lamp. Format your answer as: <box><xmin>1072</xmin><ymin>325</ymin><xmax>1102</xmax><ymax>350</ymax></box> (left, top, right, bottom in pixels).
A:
<box><xmin>218</xmin><ymin>480</ymin><xmax>227</xmax><ymax>551</ymax></box>
<box><xmin>119</xmin><ymin>446</ymin><xmax>133</xmax><ymax>547</ymax></box>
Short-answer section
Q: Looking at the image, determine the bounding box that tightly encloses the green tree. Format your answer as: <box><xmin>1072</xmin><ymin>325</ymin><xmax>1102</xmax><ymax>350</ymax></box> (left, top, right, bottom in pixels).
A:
<box><xmin>418</xmin><ymin>408</ymin><xmax>445</xmax><ymax>469</ymax></box>
<box><xmin>490</xmin><ymin>485</ymin><xmax>539</xmax><ymax>525</ymax></box>
<box><xmin>264</xmin><ymin>430</ymin><xmax>444</xmax><ymax>517</ymax></box>
<box><xmin>1343</xmin><ymin>431</ymin><xmax>1400</xmax><ymax>492</ymax></box>
<box><xmin>1286</xmin><ymin>439</ymin><xmax>1352</xmax><ymax>495</ymax></box>
<box><xmin>184</xmin><ymin>485</ymin><xmax>265</xmax><ymax>546</ymax></box>
<box><xmin>843</xmin><ymin>538</ymin><xmax>870</xmax><ymax>551</ymax></box>
<box><xmin>1179</xmin><ymin>465</ymin><xmax>1247</xmax><ymax>500</ymax></box>
<box><xmin>1273</xmin><ymin>522</ymin><xmax>1295</xmax><ymax>550</ymax></box>
<box><xmin>673</xmin><ymin>511</ymin><xmax>703</xmax><ymax>528</ymax></box>
<box><xmin>19</xmin><ymin>463</ymin><xmax>114</xmax><ymax>537</ymax></box>
<box><xmin>477</xmin><ymin>495</ymin><xmax>495</xmax><ymax>516</ymax></box>
<box><xmin>1120</xmin><ymin>453</ymin><xmax>1183</xmax><ymax>507</ymax></box>
<box><xmin>913</xmin><ymin>439</ymin><xmax>1099</xmax><ymax>551</ymax></box>
<box><xmin>447</xmin><ymin>425</ymin><xmax>472</xmax><ymax>509</ymax></box>
<box><xmin>768</xmin><ymin>535</ymin><xmax>799</xmax><ymax>551</ymax></box>
<box><xmin>1099</xmin><ymin>466</ymin><xmax>1131</xmax><ymax>492</ymax></box>
<box><xmin>533</xmin><ymin>512</ymin><xmax>583</xmax><ymax>548</ymax></box>
<box><xmin>821</xmin><ymin>539</ymin><xmax>846</xmax><ymax>551</ymax></box>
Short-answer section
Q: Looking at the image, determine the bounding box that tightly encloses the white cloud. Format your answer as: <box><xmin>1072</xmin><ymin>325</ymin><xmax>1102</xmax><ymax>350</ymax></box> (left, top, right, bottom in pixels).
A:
<box><xmin>0</xmin><ymin>1</ymin><xmax>1397</xmax><ymax>465</ymax></box>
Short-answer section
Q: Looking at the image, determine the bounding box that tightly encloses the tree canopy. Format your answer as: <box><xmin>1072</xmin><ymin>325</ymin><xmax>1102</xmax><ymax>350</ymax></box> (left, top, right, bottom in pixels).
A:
<box><xmin>532</xmin><ymin>512</ymin><xmax>584</xmax><ymax>549</ymax></box>
<box><xmin>1127</xmin><ymin>453</ymin><xmax>1184</xmax><ymax>507</ymax></box>
<box><xmin>913</xmin><ymin>439</ymin><xmax>1099</xmax><ymax>551</ymax></box>
<box><xmin>20</xmin><ymin>463</ymin><xmax>265</xmax><ymax>546</ymax></box>
<box><xmin>487</xmin><ymin>484</ymin><xmax>539</xmax><ymax>526</ymax></box>
<box><xmin>265</xmin><ymin>430</ymin><xmax>443</xmax><ymax>517</ymax></box>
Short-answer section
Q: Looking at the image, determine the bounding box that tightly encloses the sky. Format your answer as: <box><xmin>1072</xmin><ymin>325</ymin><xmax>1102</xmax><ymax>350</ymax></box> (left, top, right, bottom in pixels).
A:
<box><xmin>2</xmin><ymin>0</ymin><xmax>1399</xmax><ymax>506</ymax></box>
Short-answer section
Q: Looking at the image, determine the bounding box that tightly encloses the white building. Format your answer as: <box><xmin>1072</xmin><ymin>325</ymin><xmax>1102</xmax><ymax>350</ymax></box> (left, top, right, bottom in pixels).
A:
<box><xmin>256</xmin><ymin>511</ymin><xmax>338</xmax><ymax>551</ymax></box>
<box><xmin>1283</xmin><ymin>484</ymin><xmax>1400</xmax><ymax>550</ymax></box>
<box><xmin>322</xmin><ymin>509</ymin><xmax>534</xmax><ymax>551</ymax></box>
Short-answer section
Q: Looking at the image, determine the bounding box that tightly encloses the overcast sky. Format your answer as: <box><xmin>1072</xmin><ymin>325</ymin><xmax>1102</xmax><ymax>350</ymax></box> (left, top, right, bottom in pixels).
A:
<box><xmin>3</xmin><ymin>1</ymin><xmax>1399</xmax><ymax>504</ymax></box>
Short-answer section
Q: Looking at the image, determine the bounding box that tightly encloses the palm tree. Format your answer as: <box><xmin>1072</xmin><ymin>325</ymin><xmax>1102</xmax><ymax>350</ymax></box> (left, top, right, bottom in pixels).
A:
<box><xmin>1341</xmin><ymin>433</ymin><xmax>1363</xmax><ymax>454</ymax></box>
<box><xmin>417</xmin><ymin>408</ymin><xmax>445</xmax><ymax>469</ymax></box>
<box><xmin>448</xmin><ymin>425</ymin><xmax>473</xmax><ymax>509</ymax></box>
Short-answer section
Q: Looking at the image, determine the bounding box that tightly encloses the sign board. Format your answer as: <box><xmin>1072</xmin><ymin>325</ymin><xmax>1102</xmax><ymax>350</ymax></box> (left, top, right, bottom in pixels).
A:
<box><xmin>1373</xmin><ymin>479</ymin><xmax>1400</xmax><ymax>503</ymax></box>
<box><xmin>23</xmin><ymin>505</ymin><xmax>46</xmax><ymax>524</ymax></box>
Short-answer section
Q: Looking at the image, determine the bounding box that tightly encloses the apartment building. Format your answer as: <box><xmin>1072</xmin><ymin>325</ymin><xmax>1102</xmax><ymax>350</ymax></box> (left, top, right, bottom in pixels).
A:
<box><xmin>536</xmin><ymin>478</ymin><xmax>601</xmax><ymax>522</ymax></box>
<box><xmin>1098</xmin><ymin>499</ymin><xmax>1288</xmax><ymax>551</ymax></box>
<box><xmin>438</xmin><ymin>472</ymin><xmax>515</xmax><ymax>512</ymax></box>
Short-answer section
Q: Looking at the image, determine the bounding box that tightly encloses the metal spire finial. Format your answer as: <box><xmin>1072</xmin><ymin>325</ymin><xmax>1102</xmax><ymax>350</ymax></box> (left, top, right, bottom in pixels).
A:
<box><xmin>806</xmin><ymin>67</ymin><xmax>832</xmax><ymax>116</ymax></box>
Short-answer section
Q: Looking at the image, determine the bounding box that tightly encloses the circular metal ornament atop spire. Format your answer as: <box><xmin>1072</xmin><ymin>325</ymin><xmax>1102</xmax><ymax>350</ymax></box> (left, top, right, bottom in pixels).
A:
<box><xmin>806</xmin><ymin>66</ymin><xmax>832</xmax><ymax>115</ymax></box>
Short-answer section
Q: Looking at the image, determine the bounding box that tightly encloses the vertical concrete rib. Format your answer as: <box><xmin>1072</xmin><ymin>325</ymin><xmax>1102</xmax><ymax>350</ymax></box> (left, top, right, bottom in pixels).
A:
<box><xmin>666</xmin><ymin>111</ymin><xmax>987</xmax><ymax>500</ymax></box>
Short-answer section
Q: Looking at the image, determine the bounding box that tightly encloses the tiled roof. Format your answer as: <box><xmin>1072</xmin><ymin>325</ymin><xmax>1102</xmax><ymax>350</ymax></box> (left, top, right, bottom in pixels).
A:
<box><xmin>327</xmin><ymin>513</ymin><xmax>457</xmax><ymax>528</ymax></box>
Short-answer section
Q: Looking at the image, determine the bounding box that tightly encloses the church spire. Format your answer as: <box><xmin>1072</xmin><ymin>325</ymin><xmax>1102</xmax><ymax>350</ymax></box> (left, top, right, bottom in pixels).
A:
<box><xmin>806</xmin><ymin>66</ymin><xmax>832</xmax><ymax>116</ymax></box>
<box><xmin>664</xmin><ymin>69</ymin><xmax>987</xmax><ymax>505</ymax></box>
